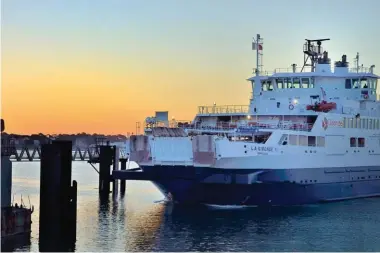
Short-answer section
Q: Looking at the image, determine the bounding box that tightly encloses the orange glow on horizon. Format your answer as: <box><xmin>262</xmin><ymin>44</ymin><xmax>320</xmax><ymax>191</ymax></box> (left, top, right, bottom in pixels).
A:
<box><xmin>1</xmin><ymin>50</ymin><xmax>251</xmax><ymax>135</ymax></box>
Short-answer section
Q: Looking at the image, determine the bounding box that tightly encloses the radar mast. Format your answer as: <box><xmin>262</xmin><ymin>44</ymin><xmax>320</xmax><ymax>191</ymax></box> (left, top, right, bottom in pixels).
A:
<box><xmin>301</xmin><ymin>38</ymin><xmax>330</xmax><ymax>72</ymax></box>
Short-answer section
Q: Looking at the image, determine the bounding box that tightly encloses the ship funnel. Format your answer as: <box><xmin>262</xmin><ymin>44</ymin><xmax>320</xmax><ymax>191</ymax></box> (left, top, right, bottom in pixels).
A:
<box><xmin>334</xmin><ymin>54</ymin><xmax>349</xmax><ymax>74</ymax></box>
<box><xmin>323</xmin><ymin>51</ymin><xmax>328</xmax><ymax>61</ymax></box>
<box><xmin>342</xmin><ymin>54</ymin><xmax>347</xmax><ymax>63</ymax></box>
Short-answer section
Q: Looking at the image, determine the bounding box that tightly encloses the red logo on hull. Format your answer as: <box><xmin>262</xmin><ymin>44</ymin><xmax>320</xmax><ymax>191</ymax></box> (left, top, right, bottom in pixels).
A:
<box><xmin>322</xmin><ymin>117</ymin><xmax>328</xmax><ymax>130</ymax></box>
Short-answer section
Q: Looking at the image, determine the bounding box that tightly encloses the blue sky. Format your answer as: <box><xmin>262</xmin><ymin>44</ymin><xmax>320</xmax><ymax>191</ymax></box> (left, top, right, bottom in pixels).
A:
<box><xmin>2</xmin><ymin>0</ymin><xmax>380</xmax><ymax>134</ymax></box>
<box><xmin>4</xmin><ymin>0</ymin><xmax>380</xmax><ymax>71</ymax></box>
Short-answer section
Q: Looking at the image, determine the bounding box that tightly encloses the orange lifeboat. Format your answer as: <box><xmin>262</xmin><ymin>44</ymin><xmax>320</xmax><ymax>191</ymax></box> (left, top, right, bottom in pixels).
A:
<box><xmin>306</xmin><ymin>100</ymin><xmax>336</xmax><ymax>112</ymax></box>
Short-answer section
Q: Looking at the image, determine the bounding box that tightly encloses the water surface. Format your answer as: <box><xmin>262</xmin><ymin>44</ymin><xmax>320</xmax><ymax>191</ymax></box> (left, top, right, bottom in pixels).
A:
<box><xmin>5</xmin><ymin>162</ymin><xmax>380</xmax><ymax>252</ymax></box>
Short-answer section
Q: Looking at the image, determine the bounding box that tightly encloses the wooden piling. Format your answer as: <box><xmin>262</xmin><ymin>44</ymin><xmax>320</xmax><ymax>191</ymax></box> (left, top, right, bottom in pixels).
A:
<box><xmin>112</xmin><ymin>146</ymin><xmax>119</xmax><ymax>196</ymax></box>
<box><xmin>119</xmin><ymin>158</ymin><xmax>128</xmax><ymax>193</ymax></box>
<box><xmin>39</xmin><ymin>140</ymin><xmax>77</xmax><ymax>252</ymax></box>
<box><xmin>98</xmin><ymin>146</ymin><xmax>114</xmax><ymax>196</ymax></box>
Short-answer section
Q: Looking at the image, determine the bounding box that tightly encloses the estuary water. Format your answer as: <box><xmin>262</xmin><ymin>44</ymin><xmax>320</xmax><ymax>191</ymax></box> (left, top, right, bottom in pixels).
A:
<box><xmin>4</xmin><ymin>161</ymin><xmax>380</xmax><ymax>252</ymax></box>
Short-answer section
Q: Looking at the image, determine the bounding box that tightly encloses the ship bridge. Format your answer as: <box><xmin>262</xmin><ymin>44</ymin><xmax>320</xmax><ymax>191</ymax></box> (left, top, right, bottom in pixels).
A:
<box><xmin>246</xmin><ymin>38</ymin><xmax>379</xmax><ymax>117</ymax></box>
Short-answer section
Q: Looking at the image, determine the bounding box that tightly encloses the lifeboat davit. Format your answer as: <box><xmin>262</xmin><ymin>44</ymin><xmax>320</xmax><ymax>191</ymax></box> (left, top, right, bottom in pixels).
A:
<box><xmin>306</xmin><ymin>100</ymin><xmax>336</xmax><ymax>112</ymax></box>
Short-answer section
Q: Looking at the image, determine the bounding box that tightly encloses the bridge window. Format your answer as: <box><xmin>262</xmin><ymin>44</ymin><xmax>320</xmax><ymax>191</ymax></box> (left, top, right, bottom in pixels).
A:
<box><xmin>361</xmin><ymin>78</ymin><xmax>368</xmax><ymax>89</ymax></box>
<box><xmin>358</xmin><ymin>137</ymin><xmax>365</xmax><ymax>147</ymax></box>
<box><xmin>262</xmin><ymin>80</ymin><xmax>274</xmax><ymax>91</ymax></box>
<box><xmin>262</xmin><ymin>81</ymin><xmax>269</xmax><ymax>91</ymax></box>
<box><xmin>350</xmin><ymin>137</ymin><xmax>357</xmax><ymax>147</ymax></box>
<box><xmin>268</xmin><ymin>80</ymin><xmax>274</xmax><ymax>90</ymax></box>
<box><xmin>293</xmin><ymin>78</ymin><xmax>301</xmax><ymax>88</ymax></box>
<box><xmin>310</xmin><ymin>77</ymin><xmax>315</xmax><ymax>88</ymax></box>
<box><xmin>285</xmin><ymin>78</ymin><xmax>292</xmax><ymax>89</ymax></box>
<box><xmin>276</xmin><ymin>78</ymin><xmax>284</xmax><ymax>89</ymax></box>
<box><xmin>352</xmin><ymin>79</ymin><xmax>359</xmax><ymax>89</ymax></box>
<box><xmin>345</xmin><ymin>79</ymin><xmax>351</xmax><ymax>89</ymax></box>
<box><xmin>301</xmin><ymin>78</ymin><xmax>309</xmax><ymax>88</ymax></box>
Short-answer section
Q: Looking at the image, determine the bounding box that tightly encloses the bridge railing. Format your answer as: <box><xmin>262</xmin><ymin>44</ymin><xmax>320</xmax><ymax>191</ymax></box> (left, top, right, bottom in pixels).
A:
<box><xmin>8</xmin><ymin>144</ymin><xmax>128</xmax><ymax>162</ymax></box>
<box><xmin>183</xmin><ymin>120</ymin><xmax>314</xmax><ymax>133</ymax></box>
<box><xmin>197</xmin><ymin>105</ymin><xmax>249</xmax><ymax>115</ymax></box>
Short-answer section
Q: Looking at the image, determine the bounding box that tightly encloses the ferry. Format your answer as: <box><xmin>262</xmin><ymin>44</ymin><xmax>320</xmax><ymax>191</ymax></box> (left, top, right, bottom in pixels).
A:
<box><xmin>127</xmin><ymin>35</ymin><xmax>380</xmax><ymax>206</ymax></box>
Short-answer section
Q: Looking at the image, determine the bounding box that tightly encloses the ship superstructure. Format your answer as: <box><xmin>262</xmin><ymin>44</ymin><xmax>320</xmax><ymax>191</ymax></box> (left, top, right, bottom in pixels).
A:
<box><xmin>128</xmin><ymin>35</ymin><xmax>380</xmax><ymax>206</ymax></box>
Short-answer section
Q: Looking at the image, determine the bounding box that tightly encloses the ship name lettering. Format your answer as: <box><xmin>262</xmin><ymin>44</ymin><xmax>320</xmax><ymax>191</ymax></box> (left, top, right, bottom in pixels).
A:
<box><xmin>251</xmin><ymin>146</ymin><xmax>275</xmax><ymax>152</ymax></box>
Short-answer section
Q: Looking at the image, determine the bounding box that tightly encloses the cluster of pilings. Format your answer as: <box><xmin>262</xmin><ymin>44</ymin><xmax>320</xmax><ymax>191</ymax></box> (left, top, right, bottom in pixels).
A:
<box><xmin>96</xmin><ymin>145</ymin><xmax>129</xmax><ymax>196</ymax></box>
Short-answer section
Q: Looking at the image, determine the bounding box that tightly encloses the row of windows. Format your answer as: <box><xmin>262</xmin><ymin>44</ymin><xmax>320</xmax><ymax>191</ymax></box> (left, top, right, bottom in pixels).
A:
<box><xmin>345</xmin><ymin>78</ymin><xmax>378</xmax><ymax>90</ymax></box>
<box><xmin>260</xmin><ymin>77</ymin><xmax>378</xmax><ymax>91</ymax></box>
<box><xmin>262</xmin><ymin>78</ymin><xmax>315</xmax><ymax>91</ymax></box>
<box><xmin>343</xmin><ymin>117</ymin><xmax>380</xmax><ymax>130</ymax></box>
<box><xmin>279</xmin><ymin>134</ymin><xmax>325</xmax><ymax>147</ymax></box>
<box><xmin>350</xmin><ymin>137</ymin><xmax>365</xmax><ymax>147</ymax></box>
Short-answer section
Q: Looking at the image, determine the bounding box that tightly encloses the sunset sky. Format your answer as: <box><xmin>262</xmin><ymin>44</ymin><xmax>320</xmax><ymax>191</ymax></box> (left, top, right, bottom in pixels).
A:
<box><xmin>2</xmin><ymin>0</ymin><xmax>380</xmax><ymax>135</ymax></box>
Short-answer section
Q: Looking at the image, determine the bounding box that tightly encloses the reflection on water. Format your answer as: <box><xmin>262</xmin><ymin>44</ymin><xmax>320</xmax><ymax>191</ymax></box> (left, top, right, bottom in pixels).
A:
<box><xmin>6</xmin><ymin>162</ymin><xmax>380</xmax><ymax>252</ymax></box>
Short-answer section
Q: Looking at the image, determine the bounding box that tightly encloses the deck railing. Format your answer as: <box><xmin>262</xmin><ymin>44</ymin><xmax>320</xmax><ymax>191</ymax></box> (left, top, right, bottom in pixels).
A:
<box><xmin>348</xmin><ymin>67</ymin><xmax>375</xmax><ymax>74</ymax></box>
<box><xmin>197</xmin><ymin>105</ymin><xmax>250</xmax><ymax>115</ymax></box>
<box><xmin>268</xmin><ymin>66</ymin><xmax>375</xmax><ymax>75</ymax></box>
<box><xmin>183</xmin><ymin>121</ymin><xmax>314</xmax><ymax>133</ymax></box>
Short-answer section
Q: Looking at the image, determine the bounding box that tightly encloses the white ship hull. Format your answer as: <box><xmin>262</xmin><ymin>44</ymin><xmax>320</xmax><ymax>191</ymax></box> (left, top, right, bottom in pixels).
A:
<box><xmin>127</xmin><ymin>127</ymin><xmax>380</xmax><ymax>205</ymax></box>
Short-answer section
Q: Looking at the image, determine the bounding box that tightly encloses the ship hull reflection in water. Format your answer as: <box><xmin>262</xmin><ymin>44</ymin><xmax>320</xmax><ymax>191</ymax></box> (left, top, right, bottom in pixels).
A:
<box><xmin>9</xmin><ymin>162</ymin><xmax>380</xmax><ymax>252</ymax></box>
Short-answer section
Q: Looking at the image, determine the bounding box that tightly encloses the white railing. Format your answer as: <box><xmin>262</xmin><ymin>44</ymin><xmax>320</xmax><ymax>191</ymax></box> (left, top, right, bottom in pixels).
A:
<box><xmin>348</xmin><ymin>67</ymin><xmax>375</xmax><ymax>74</ymax></box>
<box><xmin>259</xmin><ymin>66</ymin><xmax>376</xmax><ymax>75</ymax></box>
<box><xmin>183</xmin><ymin>121</ymin><xmax>314</xmax><ymax>133</ymax></box>
<box><xmin>170</xmin><ymin>120</ymin><xmax>193</xmax><ymax>128</ymax></box>
<box><xmin>197</xmin><ymin>105</ymin><xmax>250</xmax><ymax>115</ymax></box>
<box><xmin>274</xmin><ymin>67</ymin><xmax>306</xmax><ymax>73</ymax></box>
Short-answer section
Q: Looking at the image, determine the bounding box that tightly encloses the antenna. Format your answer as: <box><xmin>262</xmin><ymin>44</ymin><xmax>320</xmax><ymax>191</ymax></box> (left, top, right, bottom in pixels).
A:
<box><xmin>354</xmin><ymin>52</ymin><xmax>360</xmax><ymax>73</ymax></box>
<box><xmin>301</xmin><ymin>38</ymin><xmax>330</xmax><ymax>72</ymax></box>
<box><xmin>252</xmin><ymin>34</ymin><xmax>263</xmax><ymax>76</ymax></box>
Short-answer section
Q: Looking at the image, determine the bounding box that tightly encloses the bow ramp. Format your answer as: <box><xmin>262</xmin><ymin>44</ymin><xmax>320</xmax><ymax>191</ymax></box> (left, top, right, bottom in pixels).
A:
<box><xmin>112</xmin><ymin>129</ymin><xmax>220</xmax><ymax>181</ymax></box>
<box><xmin>130</xmin><ymin>132</ymin><xmax>217</xmax><ymax>167</ymax></box>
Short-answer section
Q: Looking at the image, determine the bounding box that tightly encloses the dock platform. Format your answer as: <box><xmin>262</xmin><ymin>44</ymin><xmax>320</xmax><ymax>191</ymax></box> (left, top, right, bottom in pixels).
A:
<box><xmin>112</xmin><ymin>170</ymin><xmax>159</xmax><ymax>181</ymax></box>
